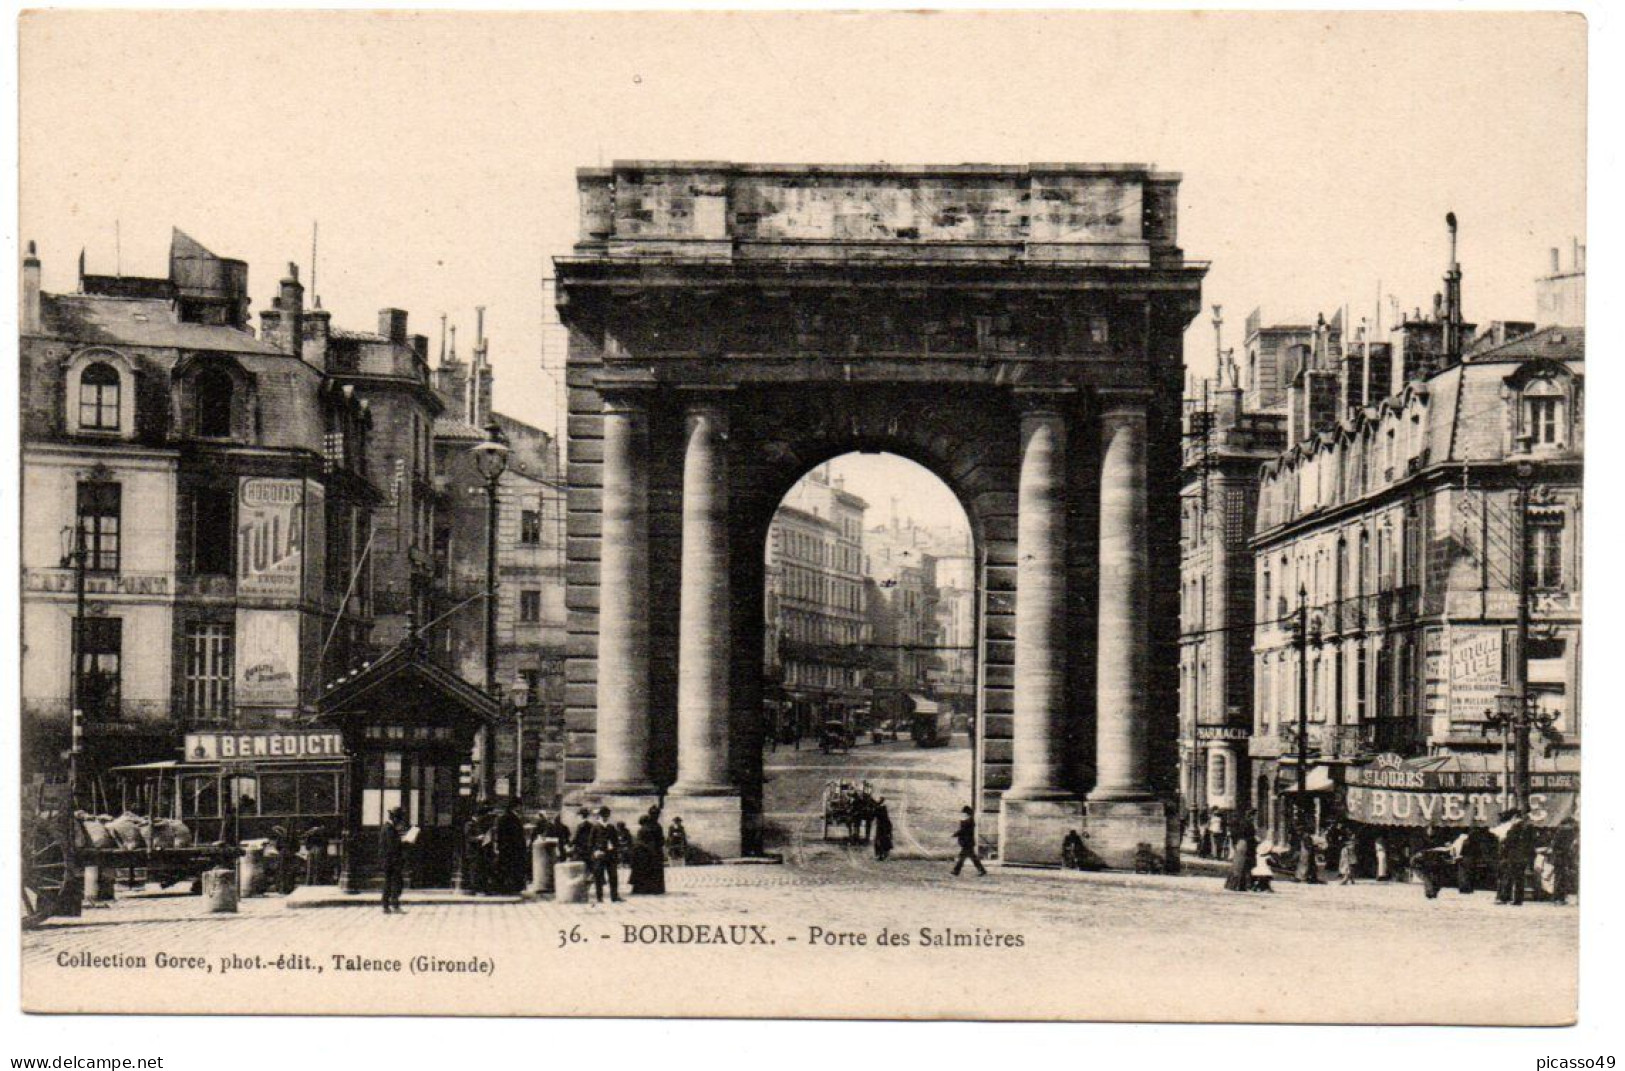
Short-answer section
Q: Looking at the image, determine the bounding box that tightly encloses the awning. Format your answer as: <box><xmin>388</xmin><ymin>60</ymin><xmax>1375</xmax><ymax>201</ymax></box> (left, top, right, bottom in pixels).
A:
<box><xmin>1277</xmin><ymin>764</ymin><xmax>1336</xmax><ymax>793</ymax></box>
<box><xmin>1342</xmin><ymin>751</ymin><xmax>1579</xmax><ymax>828</ymax></box>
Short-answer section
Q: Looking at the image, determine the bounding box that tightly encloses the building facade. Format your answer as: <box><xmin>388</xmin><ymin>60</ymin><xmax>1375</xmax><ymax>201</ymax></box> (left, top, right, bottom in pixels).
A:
<box><xmin>432</xmin><ymin>316</ymin><xmax>567</xmax><ymax>807</ymax></box>
<box><xmin>763</xmin><ymin>467</ymin><xmax>870</xmax><ymax>739</ymax></box>
<box><xmin>19</xmin><ymin>232</ymin><xmax>378</xmax><ymax>786</ymax></box>
<box><xmin>1250</xmin><ymin>325</ymin><xmax>1583</xmax><ymax>840</ymax></box>
<box><xmin>1178</xmin><ymin>338</ymin><xmax>1286</xmax><ymax>838</ymax></box>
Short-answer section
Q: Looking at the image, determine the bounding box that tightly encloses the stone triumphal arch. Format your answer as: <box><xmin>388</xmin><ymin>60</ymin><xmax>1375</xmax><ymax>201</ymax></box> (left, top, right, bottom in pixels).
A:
<box><xmin>556</xmin><ymin>162</ymin><xmax>1206</xmax><ymax>867</ymax></box>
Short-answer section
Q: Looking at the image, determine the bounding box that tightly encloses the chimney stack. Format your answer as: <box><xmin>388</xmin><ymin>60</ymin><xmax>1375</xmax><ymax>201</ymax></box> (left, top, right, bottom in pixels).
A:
<box><xmin>1550</xmin><ymin>247</ymin><xmax>1562</xmax><ymax>274</ymax></box>
<box><xmin>260</xmin><ymin>262</ymin><xmax>305</xmax><ymax>362</ymax></box>
<box><xmin>378</xmin><ymin>308</ymin><xmax>409</xmax><ymax>344</ymax></box>
<box><xmin>21</xmin><ymin>240</ymin><xmax>41</xmax><ymax>333</ymax></box>
<box><xmin>1442</xmin><ymin>212</ymin><xmax>1464</xmax><ymax>367</ymax></box>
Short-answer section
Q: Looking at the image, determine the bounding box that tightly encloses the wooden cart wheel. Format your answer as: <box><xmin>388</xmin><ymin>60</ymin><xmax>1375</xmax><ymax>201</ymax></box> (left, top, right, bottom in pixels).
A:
<box><xmin>21</xmin><ymin>818</ymin><xmax>70</xmax><ymax>929</ymax></box>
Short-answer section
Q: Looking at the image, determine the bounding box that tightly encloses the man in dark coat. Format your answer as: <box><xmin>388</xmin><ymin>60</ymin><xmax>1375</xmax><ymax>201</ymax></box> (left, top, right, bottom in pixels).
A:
<box><xmin>872</xmin><ymin>800</ymin><xmax>894</xmax><ymax>861</ymax></box>
<box><xmin>379</xmin><ymin>806</ymin><xmax>408</xmax><ymax>914</ymax></box>
<box><xmin>492</xmin><ymin>800</ymin><xmax>529</xmax><ymax>894</ymax></box>
<box><xmin>1497</xmin><ymin>811</ymin><xmax>1535</xmax><ymax>906</ymax></box>
<box><xmin>461</xmin><ymin>807</ymin><xmax>492</xmax><ymax>895</ymax></box>
<box><xmin>1549</xmin><ymin>816</ymin><xmax>1578</xmax><ymax>905</ymax></box>
<box><xmin>950</xmin><ymin>806</ymin><xmax>986</xmax><ymax>876</ymax></box>
<box><xmin>570</xmin><ymin>808</ymin><xmax>593</xmax><ymax>863</ymax></box>
<box><xmin>588</xmin><ymin>807</ymin><xmax>623</xmax><ymax>903</ymax></box>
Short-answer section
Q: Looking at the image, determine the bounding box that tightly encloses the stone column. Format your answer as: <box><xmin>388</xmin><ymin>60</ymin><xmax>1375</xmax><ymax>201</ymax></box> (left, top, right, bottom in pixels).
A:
<box><xmin>591</xmin><ymin>393</ymin><xmax>655</xmax><ymax>798</ymax></box>
<box><xmin>1086</xmin><ymin>394</ymin><xmax>1168</xmax><ymax>871</ymax></box>
<box><xmin>1008</xmin><ymin>402</ymin><xmax>1070</xmax><ymax>799</ymax></box>
<box><xmin>668</xmin><ymin>399</ymin><xmax>742</xmax><ymax>857</ymax></box>
<box><xmin>999</xmin><ymin>394</ymin><xmax>1082</xmax><ymax>863</ymax></box>
<box><xmin>1092</xmin><ymin>399</ymin><xmax>1152</xmax><ymax>800</ymax></box>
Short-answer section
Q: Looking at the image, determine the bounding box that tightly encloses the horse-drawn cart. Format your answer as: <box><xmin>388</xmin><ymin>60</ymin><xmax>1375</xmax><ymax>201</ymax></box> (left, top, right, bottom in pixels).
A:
<box><xmin>820</xmin><ymin>780</ymin><xmax>877</xmax><ymax>842</ymax></box>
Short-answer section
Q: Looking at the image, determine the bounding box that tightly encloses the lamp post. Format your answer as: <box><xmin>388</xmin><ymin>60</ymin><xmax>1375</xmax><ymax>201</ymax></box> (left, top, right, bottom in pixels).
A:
<box><xmin>58</xmin><ymin>521</ymin><xmax>89</xmax><ymax>911</ymax></box>
<box><xmin>510</xmin><ymin>674</ymin><xmax>531</xmax><ymax>805</ymax></box>
<box><xmin>1512</xmin><ymin>459</ymin><xmax>1535</xmax><ymax>813</ymax></box>
<box><xmin>60</xmin><ymin>522</ymin><xmax>89</xmax><ymax>809</ymax></box>
<box><xmin>1292</xmin><ymin>585</ymin><xmax>1323</xmax><ymax>832</ymax></box>
<box><xmin>471</xmin><ymin>419</ymin><xmax>511</xmax><ymax>801</ymax></box>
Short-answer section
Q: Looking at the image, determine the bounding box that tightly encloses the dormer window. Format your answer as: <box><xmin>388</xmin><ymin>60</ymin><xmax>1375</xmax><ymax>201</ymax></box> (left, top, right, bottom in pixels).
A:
<box><xmin>196</xmin><ymin>367</ymin><xmax>235</xmax><ymax>438</ymax></box>
<box><xmin>1525</xmin><ymin>393</ymin><xmax>1564</xmax><ymax>448</ymax></box>
<box><xmin>66</xmin><ymin>350</ymin><xmax>136</xmax><ymax>439</ymax></box>
<box><xmin>79</xmin><ymin>362</ymin><xmax>121</xmax><ymax>431</ymax></box>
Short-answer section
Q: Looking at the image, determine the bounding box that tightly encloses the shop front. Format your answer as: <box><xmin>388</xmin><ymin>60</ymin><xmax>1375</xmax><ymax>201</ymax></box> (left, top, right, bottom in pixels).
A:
<box><xmin>318</xmin><ymin>646</ymin><xmax>498</xmax><ymax>888</ymax></box>
<box><xmin>1340</xmin><ymin>752</ymin><xmax>1580</xmax><ymax>831</ymax></box>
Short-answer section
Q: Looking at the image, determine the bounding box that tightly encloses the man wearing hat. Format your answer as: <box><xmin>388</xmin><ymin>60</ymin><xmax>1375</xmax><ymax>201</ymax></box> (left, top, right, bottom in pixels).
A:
<box><xmin>379</xmin><ymin>806</ymin><xmax>408</xmax><ymax>914</ymax></box>
<box><xmin>588</xmin><ymin>806</ymin><xmax>624</xmax><ymax>903</ymax></box>
<box><xmin>951</xmin><ymin>805</ymin><xmax>987</xmax><ymax>876</ymax></box>
<box><xmin>570</xmin><ymin>807</ymin><xmax>593</xmax><ymax>863</ymax></box>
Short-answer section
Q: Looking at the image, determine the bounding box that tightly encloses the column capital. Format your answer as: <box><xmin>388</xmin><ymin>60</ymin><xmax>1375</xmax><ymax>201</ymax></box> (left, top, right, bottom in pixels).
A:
<box><xmin>599</xmin><ymin>390</ymin><xmax>651</xmax><ymax>416</ymax></box>
<box><xmin>1096</xmin><ymin>387</ymin><xmax>1153</xmax><ymax>418</ymax></box>
<box><xmin>1012</xmin><ymin>386</ymin><xmax>1077</xmax><ymax>420</ymax></box>
<box><xmin>676</xmin><ymin>385</ymin><xmax>736</xmax><ymax>423</ymax></box>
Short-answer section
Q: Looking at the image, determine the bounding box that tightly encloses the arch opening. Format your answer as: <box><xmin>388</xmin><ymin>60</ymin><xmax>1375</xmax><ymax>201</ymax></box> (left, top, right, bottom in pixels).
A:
<box><xmin>757</xmin><ymin>452</ymin><xmax>980</xmax><ymax>864</ymax></box>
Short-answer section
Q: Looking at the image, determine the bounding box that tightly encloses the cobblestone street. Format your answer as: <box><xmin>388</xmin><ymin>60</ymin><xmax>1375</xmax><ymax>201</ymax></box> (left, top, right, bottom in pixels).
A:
<box><xmin>23</xmin><ymin>847</ymin><xmax>1576</xmax><ymax>1023</ymax></box>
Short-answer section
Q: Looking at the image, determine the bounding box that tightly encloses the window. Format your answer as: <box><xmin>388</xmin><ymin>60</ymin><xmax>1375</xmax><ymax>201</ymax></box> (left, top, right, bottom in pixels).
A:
<box><xmin>77</xmin><ymin>481</ymin><xmax>121</xmax><ymax>573</ymax></box>
<box><xmin>519</xmin><ymin>589</ymin><xmax>542</xmax><ymax>623</ymax></box>
<box><xmin>185</xmin><ymin>486</ymin><xmax>235</xmax><ymax>576</ymax></box>
<box><xmin>196</xmin><ymin>367</ymin><xmax>234</xmax><ymax>438</ymax></box>
<box><xmin>78</xmin><ymin>616</ymin><xmax>122</xmax><ymax>720</ymax></box>
<box><xmin>78</xmin><ymin>363</ymin><xmax>121</xmax><ymax>431</ymax></box>
<box><xmin>1526</xmin><ymin>512</ymin><xmax>1565</xmax><ymax>589</ymax></box>
<box><xmin>1525</xmin><ymin>395</ymin><xmax>1564</xmax><ymax>447</ymax></box>
<box><xmin>1355</xmin><ymin>645</ymin><xmax>1368</xmax><ymax>723</ymax></box>
<box><xmin>184</xmin><ymin>622</ymin><xmax>233</xmax><ymax>723</ymax></box>
<box><xmin>520</xmin><ymin>508</ymin><xmax>542</xmax><ymax>545</ymax></box>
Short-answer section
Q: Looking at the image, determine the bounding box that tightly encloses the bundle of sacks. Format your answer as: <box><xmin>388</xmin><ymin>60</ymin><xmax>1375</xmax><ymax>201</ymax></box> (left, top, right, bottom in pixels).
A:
<box><xmin>76</xmin><ymin>811</ymin><xmax>195</xmax><ymax>851</ymax></box>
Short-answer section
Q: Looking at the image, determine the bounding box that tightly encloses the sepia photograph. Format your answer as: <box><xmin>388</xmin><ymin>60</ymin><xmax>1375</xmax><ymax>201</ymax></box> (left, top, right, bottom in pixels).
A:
<box><xmin>5</xmin><ymin>3</ymin><xmax>1605</xmax><ymax>1040</ymax></box>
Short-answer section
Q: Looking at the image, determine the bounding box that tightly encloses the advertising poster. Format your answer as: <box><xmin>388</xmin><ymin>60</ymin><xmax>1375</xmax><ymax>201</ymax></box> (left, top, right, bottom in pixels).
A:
<box><xmin>238</xmin><ymin>476</ymin><xmax>304</xmax><ymax>600</ymax></box>
<box><xmin>235</xmin><ymin>608</ymin><xmax>300</xmax><ymax>709</ymax></box>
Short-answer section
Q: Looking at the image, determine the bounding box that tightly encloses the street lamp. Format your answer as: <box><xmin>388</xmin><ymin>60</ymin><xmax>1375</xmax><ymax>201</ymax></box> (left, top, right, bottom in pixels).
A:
<box><xmin>58</xmin><ymin>521</ymin><xmax>89</xmax><ymax>912</ymax></box>
<box><xmin>509</xmin><ymin>673</ymin><xmax>531</xmax><ymax>804</ymax></box>
<box><xmin>59</xmin><ymin>522</ymin><xmax>92</xmax><ymax>799</ymax></box>
<box><xmin>470</xmin><ymin>419</ymin><xmax>510</xmax><ymax>800</ymax></box>
<box><xmin>1292</xmin><ymin>585</ymin><xmax>1323</xmax><ymax>831</ymax></box>
<box><xmin>1482</xmin><ymin>687</ymin><xmax>1560</xmax><ymax>813</ymax></box>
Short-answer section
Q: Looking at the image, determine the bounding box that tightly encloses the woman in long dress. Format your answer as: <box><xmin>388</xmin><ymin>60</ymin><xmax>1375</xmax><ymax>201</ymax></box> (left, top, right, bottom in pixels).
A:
<box><xmin>1225</xmin><ymin>815</ymin><xmax>1257</xmax><ymax>892</ymax></box>
<box><xmin>629</xmin><ymin>814</ymin><xmax>665</xmax><ymax>895</ymax></box>
<box><xmin>872</xmin><ymin>801</ymin><xmax>894</xmax><ymax>861</ymax></box>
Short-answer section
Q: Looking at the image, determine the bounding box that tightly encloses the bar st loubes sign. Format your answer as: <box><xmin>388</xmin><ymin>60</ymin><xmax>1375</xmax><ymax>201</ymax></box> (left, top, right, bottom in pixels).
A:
<box><xmin>1342</xmin><ymin>755</ymin><xmax>1579</xmax><ymax>829</ymax></box>
<box><xmin>185</xmin><ymin>731</ymin><xmax>344</xmax><ymax>762</ymax></box>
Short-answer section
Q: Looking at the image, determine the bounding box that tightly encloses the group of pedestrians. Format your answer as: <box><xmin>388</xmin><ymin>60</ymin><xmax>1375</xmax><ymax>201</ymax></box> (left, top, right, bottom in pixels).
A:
<box><xmin>1214</xmin><ymin>807</ymin><xmax>1579</xmax><ymax>905</ymax></box>
<box><xmin>563</xmin><ymin>804</ymin><xmax>675</xmax><ymax>903</ymax></box>
<box><xmin>375</xmin><ymin>800</ymin><xmax>693</xmax><ymax>912</ymax></box>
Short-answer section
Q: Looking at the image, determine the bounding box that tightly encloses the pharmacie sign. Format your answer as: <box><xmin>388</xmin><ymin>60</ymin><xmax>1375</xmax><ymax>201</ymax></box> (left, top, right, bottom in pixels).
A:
<box><xmin>185</xmin><ymin>731</ymin><xmax>344</xmax><ymax>762</ymax></box>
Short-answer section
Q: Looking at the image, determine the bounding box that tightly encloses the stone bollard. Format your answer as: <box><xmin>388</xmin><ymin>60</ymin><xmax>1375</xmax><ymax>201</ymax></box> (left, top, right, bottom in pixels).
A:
<box><xmin>238</xmin><ymin>844</ymin><xmax>266</xmax><ymax>897</ymax></box>
<box><xmin>84</xmin><ymin>864</ymin><xmax>116</xmax><ymax>902</ymax></box>
<box><xmin>554</xmin><ymin>860</ymin><xmax>589</xmax><ymax>904</ymax></box>
<box><xmin>202</xmin><ymin>867</ymin><xmax>239</xmax><ymax>913</ymax></box>
<box><xmin>527</xmin><ymin>838</ymin><xmax>557</xmax><ymax>898</ymax></box>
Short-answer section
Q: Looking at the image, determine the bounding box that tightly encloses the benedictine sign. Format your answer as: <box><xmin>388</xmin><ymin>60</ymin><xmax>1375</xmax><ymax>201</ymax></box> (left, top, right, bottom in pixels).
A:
<box><xmin>185</xmin><ymin>731</ymin><xmax>345</xmax><ymax>762</ymax></box>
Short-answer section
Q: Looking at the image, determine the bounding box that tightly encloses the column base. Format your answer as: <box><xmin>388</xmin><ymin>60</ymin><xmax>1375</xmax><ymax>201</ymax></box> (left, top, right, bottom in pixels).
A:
<box><xmin>998</xmin><ymin>797</ymin><xmax>1084</xmax><ymax>865</ymax></box>
<box><xmin>662</xmin><ymin>792</ymin><xmax>743</xmax><ymax>861</ymax></box>
<box><xmin>576</xmin><ymin>786</ymin><xmax>663</xmax><ymax>825</ymax></box>
<box><xmin>1083</xmin><ymin>799</ymin><xmax>1179</xmax><ymax>873</ymax></box>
